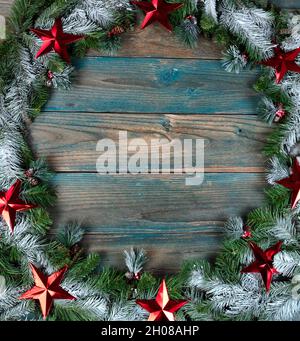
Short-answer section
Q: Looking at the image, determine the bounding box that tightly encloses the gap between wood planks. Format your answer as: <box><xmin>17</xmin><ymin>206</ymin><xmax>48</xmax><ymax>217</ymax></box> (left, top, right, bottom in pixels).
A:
<box><xmin>52</xmin><ymin>170</ymin><xmax>266</xmax><ymax>174</ymax></box>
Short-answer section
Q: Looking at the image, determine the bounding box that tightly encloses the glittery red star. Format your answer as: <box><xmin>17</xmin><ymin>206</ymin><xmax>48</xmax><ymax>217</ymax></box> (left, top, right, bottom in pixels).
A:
<box><xmin>136</xmin><ymin>279</ymin><xmax>188</xmax><ymax>321</ymax></box>
<box><xmin>19</xmin><ymin>264</ymin><xmax>75</xmax><ymax>319</ymax></box>
<box><xmin>242</xmin><ymin>241</ymin><xmax>282</xmax><ymax>292</ymax></box>
<box><xmin>276</xmin><ymin>158</ymin><xmax>300</xmax><ymax>209</ymax></box>
<box><xmin>132</xmin><ymin>0</ymin><xmax>183</xmax><ymax>31</ymax></box>
<box><xmin>261</xmin><ymin>46</ymin><xmax>300</xmax><ymax>84</ymax></box>
<box><xmin>0</xmin><ymin>180</ymin><xmax>36</xmax><ymax>232</ymax></box>
<box><xmin>31</xmin><ymin>18</ymin><xmax>84</xmax><ymax>63</ymax></box>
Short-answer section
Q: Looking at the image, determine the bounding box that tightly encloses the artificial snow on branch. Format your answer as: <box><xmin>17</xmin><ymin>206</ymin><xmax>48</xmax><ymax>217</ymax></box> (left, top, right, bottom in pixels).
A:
<box><xmin>1</xmin><ymin>0</ymin><xmax>300</xmax><ymax>321</ymax></box>
<box><xmin>220</xmin><ymin>2</ymin><xmax>275</xmax><ymax>59</ymax></box>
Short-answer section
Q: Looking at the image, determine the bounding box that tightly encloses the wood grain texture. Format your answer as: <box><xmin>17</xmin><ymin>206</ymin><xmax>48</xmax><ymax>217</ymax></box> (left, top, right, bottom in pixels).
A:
<box><xmin>270</xmin><ymin>0</ymin><xmax>300</xmax><ymax>8</ymax></box>
<box><xmin>0</xmin><ymin>1</ymin><xmax>222</xmax><ymax>59</ymax></box>
<box><xmin>50</xmin><ymin>172</ymin><xmax>266</xmax><ymax>271</ymax></box>
<box><xmin>88</xmin><ymin>25</ymin><xmax>223</xmax><ymax>59</ymax></box>
<box><xmin>0</xmin><ymin>1</ymin><xmax>297</xmax><ymax>60</ymax></box>
<box><xmin>81</xmin><ymin>222</ymin><xmax>224</xmax><ymax>272</ymax></box>
<box><xmin>51</xmin><ymin>173</ymin><xmax>266</xmax><ymax>227</ymax></box>
<box><xmin>45</xmin><ymin>57</ymin><xmax>260</xmax><ymax>114</ymax></box>
<box><xmin>2</xmin><ymin>0</ymin><xmax>290</xmax><ymax>272</ymax></box>
<box><xmin>88</xmin><ymin>0</ymin><xmax>299</xmax><ymax>59</ymax></box>
<box><xmin>31</xmin><ymin>112</ymin><xmax>270</xmax><ymax>173</ymax></box>
<box><xmin>0</xmin><ymin>0</ymin><xmax>12</xmax><ymax>17</ymax></box>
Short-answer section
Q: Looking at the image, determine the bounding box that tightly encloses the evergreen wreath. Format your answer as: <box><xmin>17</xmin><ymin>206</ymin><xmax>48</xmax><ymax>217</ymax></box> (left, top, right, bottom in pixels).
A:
<box><xmin>0</xmin><ymin>0</ymin><xmax>300</xmax><ymax>321</ymax></box>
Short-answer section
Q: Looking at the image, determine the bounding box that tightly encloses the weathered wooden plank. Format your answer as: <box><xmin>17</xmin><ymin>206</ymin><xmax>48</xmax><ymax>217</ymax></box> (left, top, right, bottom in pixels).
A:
<box><xmin>89</xmin><ymin>25</ymin><xmax>223</xmax><ymax>59</ymax></box>
<box><xmin>50</xmin><ymin>172</ymin><xmax>266</xmax><ymax>271</ymax></box>
<box><xmin>81</xmin><ymin>222</ymin><xmax>224</xmax><ymax>272</ymax></box>
<box><xmin>0</xmin><ymin>2</ymin><xmax>222</xmax><ymax>59</ymax></box>
<box><xmin>270</xmin><ymin>0</ymin><xmax>299</xmax><ymax>8</ymax></box>
<box><xmin>0</xmin><ymin>0</ymin><xmax>12</xmax><ymax>17</ymax></box>
<box><xmin>51</xmin><ymin>173</ymin><xmax>266</xmax><ymax>228</ymax></box>
<box><xmin>31</xmin><ymin>113</ymin><xmax>270</xmax><ymax>173</ymax></box>
<box><xmin>1</xmin><ymin>1</ymin><xmax>297</xmax><ymax>59</ymax></box>
<box><xmin>44</xmin><ymin>58</ymin><xmax>260</xmax><ymax>114</ymax></box>
<box><xmin>90</xmin><ymin>0</ymin><xmax>299</xmax><ymax>59</ymax></box>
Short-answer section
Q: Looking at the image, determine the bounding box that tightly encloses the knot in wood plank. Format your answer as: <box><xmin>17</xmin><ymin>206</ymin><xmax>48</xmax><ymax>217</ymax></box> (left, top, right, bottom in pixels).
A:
<box><xmin>158</xmin><ymin>67</ymin><xmax>180</xmax><ymax>85</ymax></box>
<box><xmin>160</xmin><ymin>117</ymin><xmax>172</xmax><ymax>132</ymax></box>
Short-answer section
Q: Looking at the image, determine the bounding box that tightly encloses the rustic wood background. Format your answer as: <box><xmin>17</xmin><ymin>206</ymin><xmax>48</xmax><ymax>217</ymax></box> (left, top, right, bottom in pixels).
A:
<box><xmin>0</xmin><ymin>0</ymin><xmax>296</xmax><ymax>272</ymax></box>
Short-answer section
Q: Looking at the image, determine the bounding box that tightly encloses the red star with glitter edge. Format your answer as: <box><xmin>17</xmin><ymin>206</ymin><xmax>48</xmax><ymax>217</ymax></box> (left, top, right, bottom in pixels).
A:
<box><xmin>276</xmin><ymin>158</ymin><xmax>300</xmax><ymax>209</ymax></box>
<box><xmin>131</xmin><ymin>0</ymin><xmax>183</xmax><ymax>31</ymax></box>
<box><xmin>31</xmin><ymin>18</ymin><xmax>84</xmax><ymax>63</ymax></box>
<box><xmin>0</xmin><ymin>180</ymin><xmax>36</xmax><ymax>232</ymax></box>
<box><xmin>136</xmin><ymin>279</ymin><xmax>188</xmax><ymax>321</ymax></box>
<box><xmin>19</xmin><ymin>264</ymin><xmax>75</xmax><ymax>319</ymax></box>
<box><xmin>260</xmin><ymin>46</ymin><xmax>300</xmax><ymax>84</ymax></box>
<box><xmin>242</xmin><ymin>241</ymin><xmax>282</xmax><ymax>292</ymax></box>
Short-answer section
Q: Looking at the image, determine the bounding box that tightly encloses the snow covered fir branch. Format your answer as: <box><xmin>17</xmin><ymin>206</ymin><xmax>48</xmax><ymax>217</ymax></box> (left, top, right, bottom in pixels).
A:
<box><xmin>0</xmin><ymin>0</ymin><xmax>300</xmax><ymax>321</ymax></box>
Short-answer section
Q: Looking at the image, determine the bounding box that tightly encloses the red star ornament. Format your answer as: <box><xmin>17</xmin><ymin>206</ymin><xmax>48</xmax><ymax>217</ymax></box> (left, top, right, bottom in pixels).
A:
<box><xmin>132</xmin><ymin>0</ymin><xmax>183</xmax><ymax>31</ymax></box>
<box><xmin>136</xmin><ymin>279</ymin><xmax>188</xmax><ymax>321</ymax></box>
<box><xmin>19</xmin><ymin>264</ymin><xmax>75</xmax><ymax>319</ymax></box>
<box><xmin>242</xmin><ymin>241</ymin><xmax>282</xmax><ymax>292</ymax></box>
<box><xmin>0</xmin><ymin>180</ymin><xmax>36</xmax><ymax>232</ymax></box>
<box><xmin>261</xmin><ymin>46</ymin><xmax>300</xmax><ymax>84</ymax></box>
<box><xmin>31</xmin><ymin>18</ymin><xmax>84</xmax><ymax>63</ymax></box>
<box><xmin>276</xmin><ymin>158</ymin><xmax>300</xmax><ymax>209</ymax></box>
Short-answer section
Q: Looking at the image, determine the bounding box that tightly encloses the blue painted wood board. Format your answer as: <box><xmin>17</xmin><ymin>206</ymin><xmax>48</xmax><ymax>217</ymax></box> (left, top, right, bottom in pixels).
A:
<box><xmin>44</xmin><ymin>58</ymin><xmax>261</xmax><ymax>114</ymax></box>
<box><xmin>270</xmin><ymin>0</ymin><xmax>300</xmax><ymax>8</ymax></box>
<box><xmin>49</xmin><ymin>172</ymin><xmax>267</xmax><ymax>270</ymax></box>
<box><xmin>31</xmin><ymin>112</ymin><xmax>270</xmax><ymax>172</ymax></box>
